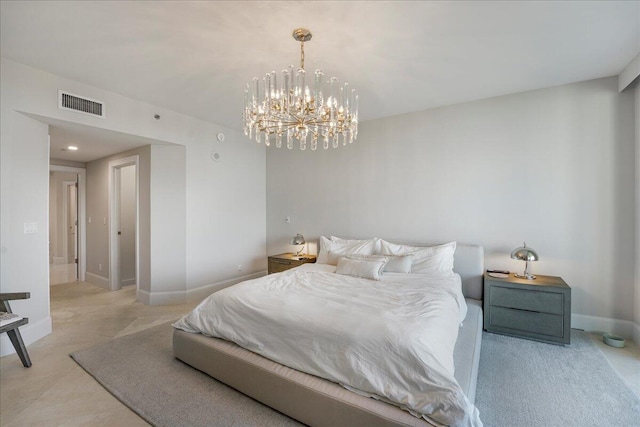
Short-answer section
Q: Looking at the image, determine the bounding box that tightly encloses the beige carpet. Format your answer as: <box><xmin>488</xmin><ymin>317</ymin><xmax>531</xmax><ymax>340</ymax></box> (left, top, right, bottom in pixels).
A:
<box><xmin>475</xmin><ymin>330</ymin><xmax>640</xmax><ymax>426</ymax></box>
<box><xmin>72</xmin><ymin>322</ymin><xmax>640</xmax><ymax>427</ymax></box>
<box><xmin>70</xmin><ymin>322</ymin><xmax>303</xmax><ymax>427</ymax></box>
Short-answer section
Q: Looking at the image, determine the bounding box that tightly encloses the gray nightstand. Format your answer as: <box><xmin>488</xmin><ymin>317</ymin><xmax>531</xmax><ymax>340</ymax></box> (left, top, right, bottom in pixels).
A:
<box><xmin>484</xmin><ymin>273</ymin><xmax>571</xmax><ymax>345</ymax></box>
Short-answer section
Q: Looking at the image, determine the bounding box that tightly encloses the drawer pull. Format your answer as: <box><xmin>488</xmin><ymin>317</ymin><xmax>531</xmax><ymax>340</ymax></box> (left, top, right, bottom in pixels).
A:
<box><xmin>271</xmin><ymin>260</ymin><xmax>292</xmax><ymax>265</ymax></box>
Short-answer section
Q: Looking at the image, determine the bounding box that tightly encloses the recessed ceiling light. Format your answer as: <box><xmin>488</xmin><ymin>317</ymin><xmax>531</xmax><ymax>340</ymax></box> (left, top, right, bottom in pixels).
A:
<box><xmin>67</xmin><ymin>146</ymin><xmax>78</xmax><ymax>151</ymax></box>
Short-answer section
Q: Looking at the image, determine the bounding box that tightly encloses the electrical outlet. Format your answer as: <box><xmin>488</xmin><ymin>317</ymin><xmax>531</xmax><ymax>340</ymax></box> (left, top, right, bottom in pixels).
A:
<box><xmin>98</xmin><ymin>263</ymin><xmax>102</xmax><ymax>271</ymax></box>
<box><xmin>237</xmin><ymin>264</ymin><xmax>243</xmax><ymax>271</ymax></box>
<box><xmin>88</xmin><ymin>217</ymin><xmax>92</xmax><ymax>224</ymax></box>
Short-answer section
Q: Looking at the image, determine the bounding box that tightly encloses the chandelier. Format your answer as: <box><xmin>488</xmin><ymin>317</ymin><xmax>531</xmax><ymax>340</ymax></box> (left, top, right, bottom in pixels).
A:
<box><xmin>243</xmin><ymin>28</ymin><xmax>358</xmax><ymax>150</ymax></box>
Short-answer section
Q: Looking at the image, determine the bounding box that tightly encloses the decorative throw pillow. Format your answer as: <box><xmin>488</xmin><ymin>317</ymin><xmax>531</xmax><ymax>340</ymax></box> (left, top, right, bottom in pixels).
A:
<box><xmin>335</xmin><ymin>257</ymin><xmax>388</xmax><ymax>281</ymax></box>
<box><xmin>379</xmin><ymin>240</ymin><xmax>456</xmax><ymax>274</ymax></box>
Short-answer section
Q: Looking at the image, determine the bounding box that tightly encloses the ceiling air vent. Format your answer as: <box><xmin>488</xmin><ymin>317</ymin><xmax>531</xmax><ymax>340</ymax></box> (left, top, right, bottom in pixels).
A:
<box><xmin>58</xmin><ymin>90</ymin><xmax>105</xmax><ymax>118</ymax></box>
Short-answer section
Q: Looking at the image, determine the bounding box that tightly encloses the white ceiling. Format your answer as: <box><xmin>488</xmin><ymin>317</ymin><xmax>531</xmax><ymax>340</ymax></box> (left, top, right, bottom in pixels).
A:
<box><xmin>2</xmin><ymin>1</ymin><xmax>639</xmax><ymax>135</ymax></box>
<box><xmin>29</xmin><ymin>114</ymin><xmax>172</xmax><ymax>163</ymax></box>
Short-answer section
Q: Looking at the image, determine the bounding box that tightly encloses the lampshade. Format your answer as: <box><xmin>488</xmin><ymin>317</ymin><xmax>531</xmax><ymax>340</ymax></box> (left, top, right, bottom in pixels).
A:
<box><xmin>510</xmin><ymin>244</ymin><xmax>539</xmax><ymax>262</ymax></box>
<box><xmin>510</xmin><ymin>242</ymin><xmax>539</xmax><ymax>280</ymax></box>
<box><xmin>290</xmin><ymin>234</ymin><xmax>305</xmax><ymax>246</ymax></box>
<box><xmin>290</xmin><ymin>233</ymin><xmax>306</xmax><ymax>257</ymax></box>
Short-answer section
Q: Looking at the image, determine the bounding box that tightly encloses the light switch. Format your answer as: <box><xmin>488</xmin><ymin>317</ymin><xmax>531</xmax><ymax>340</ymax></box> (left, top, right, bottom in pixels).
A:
<box><xmin>24</xmin><ymin>222</ymin><xmax>38</xmax><ymax>234</ymax></box>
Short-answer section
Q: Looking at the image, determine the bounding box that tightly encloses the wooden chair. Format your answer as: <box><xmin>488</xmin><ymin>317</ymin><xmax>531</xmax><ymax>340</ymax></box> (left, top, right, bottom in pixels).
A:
<box><xmin>0</xmin><ymin>292</ymin><xmax>32</xmax><ymax>367</ymax></box>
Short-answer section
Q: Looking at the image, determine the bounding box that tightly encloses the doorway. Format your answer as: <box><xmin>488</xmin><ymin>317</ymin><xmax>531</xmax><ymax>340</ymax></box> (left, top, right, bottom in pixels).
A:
<box><xmin>64</xmin><ymin>179</ymin><xmax>78</xmax><ymax>267</ymax></box>
<box><xmin>109</xmin><ymin>156</ymin><xmax>139</xmax><ymax>292</ymax></box>
<box><xmin>49</xmin><ymin>167</ymin><xmax>86</xmax><ymax>285</ymax></box>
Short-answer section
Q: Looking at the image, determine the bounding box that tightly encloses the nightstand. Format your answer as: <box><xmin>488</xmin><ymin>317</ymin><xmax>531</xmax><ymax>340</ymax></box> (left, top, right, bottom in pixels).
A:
<box><xmin>267</xmin><ymin>253</ymin><xmax>317</xmax><ymax>274</ymax></box>
<box><xmin>484</xmin><ymin>273</ymin><xmax>571</xmax><ymax>345</ymax></box>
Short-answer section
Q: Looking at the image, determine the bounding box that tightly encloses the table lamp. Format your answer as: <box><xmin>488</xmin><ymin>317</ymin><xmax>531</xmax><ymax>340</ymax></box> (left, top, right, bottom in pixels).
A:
<box><xmin>510</xmin><ymin>242</ymin><xmax>539</xmax><ymax>280</ymax></box>
<box><xmin>290</xmin><ymin>233</ymin><xmax>306</xmax><ymax>258</ymax></box>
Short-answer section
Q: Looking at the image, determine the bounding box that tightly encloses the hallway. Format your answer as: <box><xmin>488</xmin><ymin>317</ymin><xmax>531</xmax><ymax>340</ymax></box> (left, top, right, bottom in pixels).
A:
<box><xmin>49</xmin><ymin>263</ymin><xmax>77</xmax><ymax>286</ymax></box>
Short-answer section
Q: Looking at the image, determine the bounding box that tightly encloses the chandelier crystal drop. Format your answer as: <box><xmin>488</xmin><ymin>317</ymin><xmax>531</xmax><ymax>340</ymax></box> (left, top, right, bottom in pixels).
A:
<box><xmin>243</xmin><ymin>28</ymin><xmax>358</xmax><ymax>150</ymax></box>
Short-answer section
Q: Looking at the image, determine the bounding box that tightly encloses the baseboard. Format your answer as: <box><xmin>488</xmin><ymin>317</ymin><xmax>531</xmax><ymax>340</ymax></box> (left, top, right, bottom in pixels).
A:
<box><xmin>571</xmin><ymin>313</ymin><xmax>637</xmax><ymax>341</ymax></box>
<box><xmin>136</xmin><ymin>271</ymin><xmax>267</xmax><ymax>306</ymax></box>
<box><xmin>85</xmin><ymin>272</ymin><xmax>110</xmax><ymax>290</ymax></box>
<box><xmin>137</xmin><ymin>288</ymin><xmax>186</xmax><ymax>306</ymax></box>
<box><xmin>52</xmin><ymin>256</ymin><xmax>65</xmax><ymax>265</ymax></box>
<box><xmin>186</xmin><ymin>271</ymin><xmax>267</xmax><ymax>303</ymax></box>
<box><xmin>0</xmin><ymin>316</ymin><xmax>52</xmax><ymax>357</ymax></box>
<box><xmin>120</xmin><ymin>278</ymin><xmax>136</xmax><ymax>287</ymax></box>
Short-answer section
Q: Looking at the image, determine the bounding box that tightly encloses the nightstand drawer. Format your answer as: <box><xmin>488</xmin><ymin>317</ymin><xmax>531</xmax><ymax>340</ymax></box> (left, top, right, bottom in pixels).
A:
<box><xmin>489</xmin><ymin>306</ymin><xmax>564</xmax><ymax>338</ymax></box>
<box><xmin>491</xmin><ymin>286</ymin><xmax>563</xmax><ymax>315</ymax></box>
<box><xmin>267</xmin><ymin>254</ymin><xmax>317</xmax><ymax>274</ymax></box>
<box><xmin>269</xmin><ymin>259</ymin><xmax>294</xmax><ymax>273</ymax></box>
<box><xmin>270</xmin><ymin>259</ymin><xmax>294</xmax><ymax>266</ymax></box>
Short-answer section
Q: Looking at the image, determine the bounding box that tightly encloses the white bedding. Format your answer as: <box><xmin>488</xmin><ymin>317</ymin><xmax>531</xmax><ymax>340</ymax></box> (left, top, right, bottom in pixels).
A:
<box><xmin>173</xmin><ymin>264</ymin><xmax>482</xmax><ymax>427</ymax></box>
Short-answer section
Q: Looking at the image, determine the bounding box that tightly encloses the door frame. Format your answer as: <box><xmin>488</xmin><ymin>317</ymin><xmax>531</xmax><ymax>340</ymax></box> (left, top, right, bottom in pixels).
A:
<box><xmin>109</xmin><ymin>155</ymin><xmax>140</xmax><ymax>292</ymax></box>
<box><xmin>50</xmin><ymin>165</ymin><xmax>86</xmax><ymax>282</ymax></box>
<box><xmin>61</xmin><ymin>180</ymin><xmax>77</xmax><ymax>264</ymax></box>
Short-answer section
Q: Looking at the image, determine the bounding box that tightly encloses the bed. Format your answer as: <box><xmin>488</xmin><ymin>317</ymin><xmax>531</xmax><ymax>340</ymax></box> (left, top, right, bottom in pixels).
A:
<box><xmin>173</xmin><ymin>241</ymin><xmax>484</xmax><ymax>427</ymax></box>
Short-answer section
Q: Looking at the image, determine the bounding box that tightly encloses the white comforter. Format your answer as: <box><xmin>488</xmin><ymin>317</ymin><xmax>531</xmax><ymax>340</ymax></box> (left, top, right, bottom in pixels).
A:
<box><xmin>173</xmin><ymin>264</ymin><xmax>482</xmax><ymax>427</ymax></box>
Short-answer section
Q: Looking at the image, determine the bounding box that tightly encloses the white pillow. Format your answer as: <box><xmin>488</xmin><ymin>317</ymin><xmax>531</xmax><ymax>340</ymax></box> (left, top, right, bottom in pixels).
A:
<box><xmin>347</xmin><ymin>254</ymin><xmax>413</xmax><ymax>274</ymax></box>
<box><xmin>318</xmin><ymin>236</ymin><xmax>377</xmax><ymax>265</ymax></box>
<box><xmin>335</xmin><ymin>257</ymin><xmax>387</xmax><ymax>281</ymax></box>
<box><xmin>379</xmin><ymin>240</ymin><xmax>456</xmax><ymax>274</ymax></box>
<box><xmin>330</xmin><ymin>235</ymin><xmax>368</xmax><ymax>243</ymax></box>
<box><xmin>331</xmin><ymin>236</ymin><xmax>381</xmax><ymax>253</ymax></box>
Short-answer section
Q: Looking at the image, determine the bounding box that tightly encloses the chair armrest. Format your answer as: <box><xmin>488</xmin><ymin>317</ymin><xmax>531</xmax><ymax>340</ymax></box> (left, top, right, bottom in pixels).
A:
<box><xmin>0</xmin><ymin>293</ymin><xmax>30</xmax><ymax>301</ymax></box>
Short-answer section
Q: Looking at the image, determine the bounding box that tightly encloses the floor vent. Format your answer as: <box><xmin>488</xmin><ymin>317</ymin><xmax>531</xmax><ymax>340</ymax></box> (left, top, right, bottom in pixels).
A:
<box><xmin>58</xmin><ymin>90</ymin><xmax>105</xmax><ymax>118</ymax></box>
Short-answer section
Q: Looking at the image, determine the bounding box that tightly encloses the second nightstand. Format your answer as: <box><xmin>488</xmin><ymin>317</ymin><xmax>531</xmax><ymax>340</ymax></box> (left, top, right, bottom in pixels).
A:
<box><xmin>267</xmin><ymin>253</ymin><xmax>317</xmax><ymax>274</ymax></box>
<box><xmin>484</xmin><ymin>273</ymin><xmax>571</xmax><ymax>345</ymax></box>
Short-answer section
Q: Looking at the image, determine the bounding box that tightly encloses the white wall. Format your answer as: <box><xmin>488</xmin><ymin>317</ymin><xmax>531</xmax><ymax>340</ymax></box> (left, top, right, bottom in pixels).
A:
<box><xmin>182</xmin><ymin>128</ymin><xmax>267</xmax><ymax>301</ymax></box>
<box><xmin>267</xmin><ymin>77</ymin><xmax>636</xmax><ymax>331</ymax></box>
<box><xmin>1</xmin><ymin>57</ymin><xmax>266</xmax><ymax>352</ymax></box>
<box><xmin>48</xmin><ymin>171</ymin><xmax>56</xmax><ymax>264</ymax></box>
<box><xmin>0</xmin><ymin>110</ymin><xmax>52</xmax><ymax>356</ymax></box>
<box><xmin>635</xmin><ymin>84</ymin><xmax>640</xmax><ymax>343</ymax></box>
<box><xmin>148</xmin><ymin>144</ymin><xmax>187</xmax><ymax>302</ymax></box>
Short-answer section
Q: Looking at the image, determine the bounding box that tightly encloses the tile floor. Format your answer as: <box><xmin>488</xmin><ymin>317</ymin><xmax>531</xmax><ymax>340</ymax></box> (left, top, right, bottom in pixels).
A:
<box><xmin>0</xmin><ymin>281</ymin><xmax>198</xmax><ymax>426</ymax></box>
<box><xmin>1</xmin><ymin>281</ymin><xmax>639</xmax><ymax>426</ymax></box>
<box><xmin>588</xmin><ymin>330</ymin><xmax>640</xmax><ymax>398</ymax></box>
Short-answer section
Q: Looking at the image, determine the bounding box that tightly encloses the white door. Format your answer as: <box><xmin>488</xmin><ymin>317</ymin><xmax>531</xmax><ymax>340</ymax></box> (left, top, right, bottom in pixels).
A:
<box><xmin>109</xmin><ymin>155</ymin><xmax>139</xmax><ymax>292</ymax></box>
<box><xmin>118</xmin><ymin>165</ymin><xmax>137</xmax><ymax>287</ymax></box>
<box><xmin>67</xmin><ymin>182</ymin><xmax>78</xmax><ymax>265</ymax></box>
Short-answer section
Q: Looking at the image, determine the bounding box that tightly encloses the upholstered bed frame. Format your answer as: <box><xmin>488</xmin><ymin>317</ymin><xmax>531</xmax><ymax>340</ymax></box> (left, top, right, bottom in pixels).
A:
<box><xmin>173</xmin><ymin>243</ymin><xmax>484</xmax><ymax>427</ymax></box>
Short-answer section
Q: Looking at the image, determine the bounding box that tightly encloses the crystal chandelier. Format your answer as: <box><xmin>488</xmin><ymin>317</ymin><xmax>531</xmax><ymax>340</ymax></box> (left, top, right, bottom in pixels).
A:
<box><xmin>243</xmin><ymin>28</ymin><xmax>358</xmax><ymax>150</ymax></box>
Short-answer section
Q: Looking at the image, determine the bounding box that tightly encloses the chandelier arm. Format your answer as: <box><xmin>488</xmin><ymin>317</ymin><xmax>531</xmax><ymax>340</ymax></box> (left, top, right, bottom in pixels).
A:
<box><xmin>306</xmin><ymin>122</ymin><xmax>344</xmax><ymax>130</ymax></box>
<box><xmin>261</xmin><ymin>120</ymin><xmax>299</xmax><ymax>128</ymax></box>
<box><xmin>260</xmin><ymin>123</ymin><xmax>299</xmax><ymax>132</ymax></box>
<box><xmin>300</xmin><ymin>41</ymin><xmax>305</xmax><ymax>70</ymax></box>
